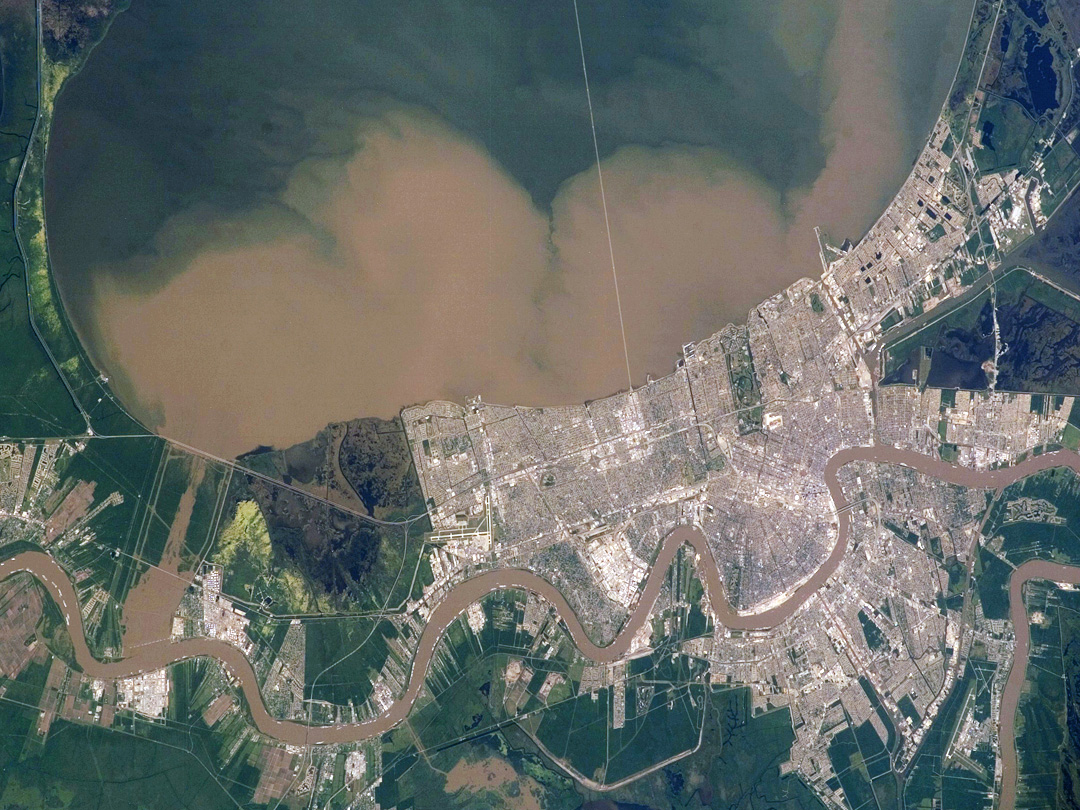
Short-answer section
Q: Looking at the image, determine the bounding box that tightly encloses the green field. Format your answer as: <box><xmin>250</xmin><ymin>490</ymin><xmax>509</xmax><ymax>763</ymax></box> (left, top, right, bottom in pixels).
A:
<box><xmin>998</xmin><ymin>582</ymin><xmax>1080</xmax><ymax>810</ymax></box>
<box><xmin>305</xmin><ymin>616</ymin><xmax>399</xmax><ymax>708</ymax></box>
<box><xmin>903</xmin><ymin>660</ymin><xmax>997</xmax><ymax>810</ymax></box>
<box><xmin>10</xmin><ymin>11</ymin><xmax>144</xmax><ymax>440</ymax></box>
<box><xmin>0</xmin><ymin>656</ymin><xmax>51</xmax><ymax>797</ymax></box>
<box><xmin>0</xmin><ymin>4</ymin><xmax>84</xmax><ymax>438</ymax></box>
<box><xmin>375</xmin><ymin>728</ymin><xmax>580</xmax><ymax>810</ymax></box>
<box><xmin>376</xmin><ymin>682</ymin><xmax>821</xmax><ymax>810</ymax></box>
<box><xmin>1</xmin><ymin>716</ymin><xmax>254</xmax><ymax>810</ymax></box>
<box><xmin>973</xmin><ymin>95</ymin><xmax>1037</xmax><ymax>173</ymax></box>
<box><xmin>1039</xmin><ymin>137</ymin><xmax>1080</xmax><ymax>218</ymax></box>
<box><xmin>984</xmin><ymin>467</ymin><xmax>1080</xmax><ymax>567</ymax></box>
<box><xmin>0</xmin><ymin>649</ymin><xmax>261</xmax><ymax>809</ymax></box>
<box><xmin>944</xmin><ymin>0</ymin><xmax>1000</xmax><ymax>146</ymax></box>
<box><xmin>606</xmin><ymin>656</ymin><xmax>707</xmax><ymax>783</ymax></box>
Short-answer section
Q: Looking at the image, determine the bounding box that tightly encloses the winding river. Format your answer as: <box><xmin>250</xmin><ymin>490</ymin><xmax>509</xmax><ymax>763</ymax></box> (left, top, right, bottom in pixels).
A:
<box><xmin>2</xmin><ymin>444</ymin><xmax>1077</xmax><ymax>804</ymax></box>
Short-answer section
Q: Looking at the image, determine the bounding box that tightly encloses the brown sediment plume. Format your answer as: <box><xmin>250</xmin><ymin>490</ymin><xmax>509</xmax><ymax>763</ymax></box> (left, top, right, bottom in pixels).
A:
<box><xmin>83</xmin><ymin>0</ymin><xmax>939</xmax><ymax>458</ymax></box>
<box><xmin>121</xmin><ymin>457</ymin><xmax>205</xmax><ymax>650</ymax></box>
<box><xmin>90</xmin><ymin>114</ymin><xmax>558</xmax><ymax>453</ymax></box>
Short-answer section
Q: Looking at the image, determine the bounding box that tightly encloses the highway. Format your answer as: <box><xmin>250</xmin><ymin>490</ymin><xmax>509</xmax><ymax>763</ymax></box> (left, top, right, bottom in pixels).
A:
<box><xmin>1</xmin><ymin>443</ymin><xmax>1077</xmax><ymax>791</ymax></box>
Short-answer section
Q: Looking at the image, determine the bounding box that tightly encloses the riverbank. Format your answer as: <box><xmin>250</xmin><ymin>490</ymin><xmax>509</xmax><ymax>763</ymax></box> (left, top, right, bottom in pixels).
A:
<box><xmin>3</xmin><ymin>444</ymin><xmax>1077</xmax><ymax>764</ymax></box>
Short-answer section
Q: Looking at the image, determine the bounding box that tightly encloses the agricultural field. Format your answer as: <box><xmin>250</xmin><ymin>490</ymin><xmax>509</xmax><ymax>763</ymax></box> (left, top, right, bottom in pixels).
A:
<box><xmin>903</xmin><ymin>659</ymin><xmax>998</xmax><ymax>810</ymax></box>
<box><xmin>974</xmin><ymin>96</ymin><xmax>1037</xmax><ymax>174</ymax></box>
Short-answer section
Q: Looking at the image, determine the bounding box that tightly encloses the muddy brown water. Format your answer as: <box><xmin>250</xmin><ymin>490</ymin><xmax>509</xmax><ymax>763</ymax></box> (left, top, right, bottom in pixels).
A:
<box><xmin>46</xmin><ymin>0</ymin><xmax>970</xmax><ymax>458</ymax></box>
<box><xmin>2</xmin><ymin>445</ymin><xmax>1075</xmax><ymax>765</ymax></box>
<box><xmin>121</xmin><ymin>458</ymin><xmax>205</xmax><ymax>650</ymax></box>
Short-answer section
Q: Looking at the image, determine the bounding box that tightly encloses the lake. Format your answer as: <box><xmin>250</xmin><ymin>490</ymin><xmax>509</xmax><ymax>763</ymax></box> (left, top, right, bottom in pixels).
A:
<box><xmin>46</xmin><ymin>0</ymin><xmax>971</xmax><ymax>456</ymax></box>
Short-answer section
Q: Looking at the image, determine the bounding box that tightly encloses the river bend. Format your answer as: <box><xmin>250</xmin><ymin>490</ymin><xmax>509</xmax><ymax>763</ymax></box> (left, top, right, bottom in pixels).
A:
<box><xmin>2</xmin><ymin>444</ymin><xmax>1078</xmax><ymax>802</ymax></box>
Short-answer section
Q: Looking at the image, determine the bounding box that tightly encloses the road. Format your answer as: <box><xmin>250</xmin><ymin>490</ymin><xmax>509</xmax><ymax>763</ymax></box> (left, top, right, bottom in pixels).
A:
<box><xmin>1</xmin><ymin>444</ymin><xmax>1078</xmax><ymax>780</ymax></box>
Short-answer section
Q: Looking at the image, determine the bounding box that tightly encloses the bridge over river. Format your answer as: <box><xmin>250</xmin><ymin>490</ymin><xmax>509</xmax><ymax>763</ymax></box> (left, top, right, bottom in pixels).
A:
<box><xmin>4</xmin><ymin>445</ymin><xmax>1077</xmax><ymax>807</ymax></box>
